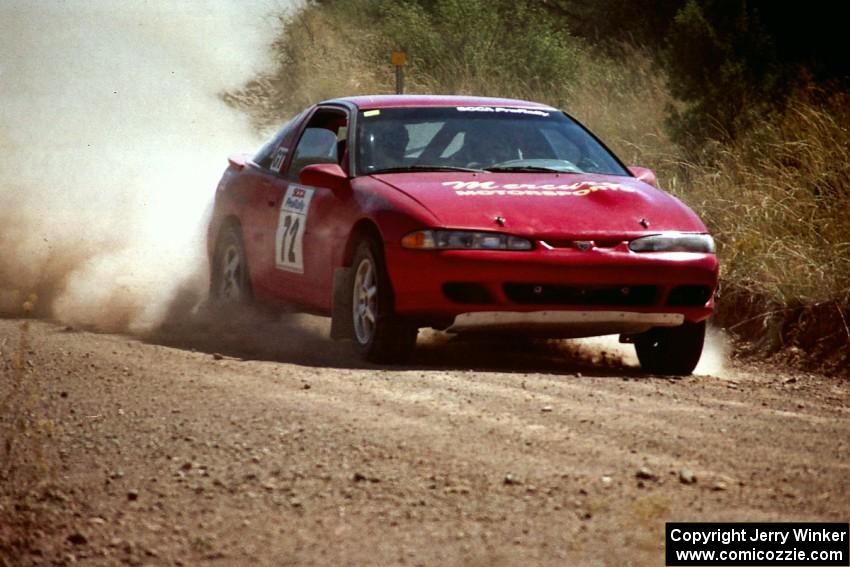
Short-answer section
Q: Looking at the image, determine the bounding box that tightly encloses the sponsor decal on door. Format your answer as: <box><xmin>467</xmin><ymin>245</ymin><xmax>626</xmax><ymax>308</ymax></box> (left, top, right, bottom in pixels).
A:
<box><xmin>275</xmin><ymin>185</ymin><xmax>314</xmax><ymax>274</ymax></box>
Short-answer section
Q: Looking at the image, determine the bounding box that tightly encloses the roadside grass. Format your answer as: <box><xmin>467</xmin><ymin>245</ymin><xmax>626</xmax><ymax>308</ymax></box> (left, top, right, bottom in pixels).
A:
<box><xmin>567</xmin><ymin>45</ymin><xmax>682</xmax><ymax>178</ymax></box>
<box><xmin>680</xmin><ymin>89</ymin><xmax>850</xmax><ymax>307</ymax></box>
<box><xmin>225</xmin><ymin>2</ymin><xmax>850</xmax><ymax>374</ymax></box>
<box><xmin>676</xmin><ymin>89</ymin><xmax>850</xmax><ymax>372</ymax></box>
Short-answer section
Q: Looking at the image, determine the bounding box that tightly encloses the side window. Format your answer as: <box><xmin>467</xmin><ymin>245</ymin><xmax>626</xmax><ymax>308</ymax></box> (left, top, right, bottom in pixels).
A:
<box><xmin>285</xmin><ymin>108</ymin><xmax>348</xmax><ymax>180</ymax></box>
<box><xmin>252</xmin><ymin>110</ymin><xmax>306</xmax><ymax>171</ymax></box>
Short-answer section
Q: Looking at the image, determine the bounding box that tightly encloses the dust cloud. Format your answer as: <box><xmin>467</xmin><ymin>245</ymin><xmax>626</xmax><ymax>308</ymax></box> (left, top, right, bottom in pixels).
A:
<box><xmin>0</xmin><ymin>1</ymin><xmax>292</xmax><ymax>332</ymax></box>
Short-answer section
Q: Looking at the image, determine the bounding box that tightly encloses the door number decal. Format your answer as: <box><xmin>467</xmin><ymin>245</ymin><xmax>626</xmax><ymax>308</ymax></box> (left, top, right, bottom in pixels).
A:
<box><xmin>275</xmin><ymin>185</ymin><xmax>314</xmax><ymax>273</ymax></box>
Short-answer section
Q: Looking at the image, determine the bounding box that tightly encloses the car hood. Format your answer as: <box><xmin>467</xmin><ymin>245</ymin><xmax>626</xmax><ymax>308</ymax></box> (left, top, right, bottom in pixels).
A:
<box><xmin>370</xmin><ymin>172</ymin><xmax>707</xmax><ymax>238</ymax></box>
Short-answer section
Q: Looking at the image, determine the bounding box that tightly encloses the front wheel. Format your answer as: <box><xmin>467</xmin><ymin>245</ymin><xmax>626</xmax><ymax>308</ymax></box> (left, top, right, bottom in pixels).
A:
<box><xmin>634</xmin><ymin>320</ymin><xmax>706</xmax><ymax>376</ymax></box>
<box><xmin>350</xmin><ymin>239</ymin><xmax>417</xmax><ymax>363</ymax></box>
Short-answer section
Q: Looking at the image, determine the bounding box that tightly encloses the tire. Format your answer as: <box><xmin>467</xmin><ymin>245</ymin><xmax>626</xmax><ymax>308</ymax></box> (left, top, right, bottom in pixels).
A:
<box><xmin>210</xmin><ymin>224</ymin><xmax>253</xmax><ymax>306</ymax></box>
<box><xmin>350</xmin><ymin>239</ymin><xmax>417</xmax><ymax>363</ymax></box>
<box><xmin>634</xmin><ymin>320</ymin><xmax>706</xmax><ymax>376</ymax></box>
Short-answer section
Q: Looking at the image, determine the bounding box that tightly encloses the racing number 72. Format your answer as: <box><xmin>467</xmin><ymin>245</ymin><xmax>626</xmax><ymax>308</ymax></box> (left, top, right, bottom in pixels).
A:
<box><xmin>275</xmin><ymin>185</ymin><xmax>313</xmax><ymax>274</ymax></box>
<box><xmin>279</xmin><ymin>214</ymin><xmax>300</xmax><ymax>265</ymax></box>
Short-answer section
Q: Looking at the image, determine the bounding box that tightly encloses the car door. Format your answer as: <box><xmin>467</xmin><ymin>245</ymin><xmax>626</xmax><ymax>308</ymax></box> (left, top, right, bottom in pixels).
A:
<box><xmin>238</xmin><ymin>111</ymin><xmax>308</xmax><ymax>304</ymax></box>
<box><xmin>267</xmin><ymin>105</ymin><xmax>351</xmax><ymax>311</ymax></box>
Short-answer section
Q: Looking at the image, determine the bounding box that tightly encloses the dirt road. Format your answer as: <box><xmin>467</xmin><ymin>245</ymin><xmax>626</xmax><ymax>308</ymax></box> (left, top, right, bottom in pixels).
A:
<box><xmin>2</xmin><ymin>317</ymin><xmax>848</xmax><ymax>566</ymax></box>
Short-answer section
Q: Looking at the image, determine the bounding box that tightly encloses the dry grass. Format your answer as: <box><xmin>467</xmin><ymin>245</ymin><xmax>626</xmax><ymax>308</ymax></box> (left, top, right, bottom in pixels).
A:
<box><xmin>567</xmin><ymin>45</ymin><xmax>681</xmax><ymax>174</ymax></box>
<box><xmin>224</xmin><ymin>6</ymin><xmax>394</xmax><ymax>130</ymax></box>
<box><xmin>674</xmin><ymin>88</ymin><xmax>850</xmax><ymax>308</ymax></box>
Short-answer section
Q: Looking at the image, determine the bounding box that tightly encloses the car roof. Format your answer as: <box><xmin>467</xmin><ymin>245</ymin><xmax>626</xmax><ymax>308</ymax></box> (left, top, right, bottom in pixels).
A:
<box><xmin>325</xmin><ymin>94</ymin><xmax>558</xmax><ymax>111</ymax></box>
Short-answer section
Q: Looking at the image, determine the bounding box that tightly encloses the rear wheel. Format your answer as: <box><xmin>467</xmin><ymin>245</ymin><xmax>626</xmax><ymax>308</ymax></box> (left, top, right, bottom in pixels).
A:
<box><xmin>634</xmin><ymin>320</ymin><xmax>705</xmax><ymax>376</ymax></box>
<box><xmin>350</xmin><ymin>239</ymin><xmax>417</xmax><ymax>363</ymax></box>
<box><xmin>210</xmin><ymin>224</ymin><xmax>252</xmax><ymax>306</ymax></box>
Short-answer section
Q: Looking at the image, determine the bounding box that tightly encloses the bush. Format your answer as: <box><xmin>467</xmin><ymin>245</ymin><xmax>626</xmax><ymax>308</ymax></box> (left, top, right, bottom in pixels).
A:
<box><xmin>663</xmin><ymin>0</ymin><xmax>779</xmax><ymax>150</ymax></box>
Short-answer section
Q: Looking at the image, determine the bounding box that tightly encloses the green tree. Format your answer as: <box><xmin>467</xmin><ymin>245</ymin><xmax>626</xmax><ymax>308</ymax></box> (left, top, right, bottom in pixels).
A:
<box><xmin>664</xmin><ymin>0</ymin><xmax>778</xmax><ymax>150</ymax></box>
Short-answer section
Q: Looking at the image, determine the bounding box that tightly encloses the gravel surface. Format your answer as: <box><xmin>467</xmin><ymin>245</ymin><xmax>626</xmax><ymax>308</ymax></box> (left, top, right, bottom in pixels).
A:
<box><xmin>1</xmin><ymin>317</ymin><xmax>848</xmax><ymax>566</ymax></box>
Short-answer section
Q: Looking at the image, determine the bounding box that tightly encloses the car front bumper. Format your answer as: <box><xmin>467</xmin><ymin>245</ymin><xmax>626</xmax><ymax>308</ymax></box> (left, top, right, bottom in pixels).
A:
<box><xmin>446</xmin><ymin>310</ymin><xmax>684</xmax><ymax>337</ymax></box>
<box><xmin>384</xmin><ymin>244</ymin><xmax>718</xmax><ymax>332</ymax></box>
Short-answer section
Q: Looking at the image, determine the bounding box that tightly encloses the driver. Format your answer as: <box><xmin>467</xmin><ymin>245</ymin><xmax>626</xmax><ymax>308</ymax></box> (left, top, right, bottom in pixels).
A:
<box><xmin>463</xmin><ymin>125</ymin><xmax>519</xmax><ymax>167</ymax></box>
<box><xmin>482</xmin><ymin>132</ymin><xmax>518</xmax><ymax>165</ymax></box>
<box><xmin>365</xmin><ymin>120</ymin><xmax>409</xmax><ymax>171</ymax></box>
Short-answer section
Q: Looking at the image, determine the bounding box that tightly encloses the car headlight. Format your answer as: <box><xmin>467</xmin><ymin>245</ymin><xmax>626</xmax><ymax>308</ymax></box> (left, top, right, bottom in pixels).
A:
<box><xmin>629</xmin><ymin>233</ymin><xmax>715</xmax><ymax>253</ymax></box>
<box><xmin>401</xmin><ymin>230</ymin><xmax>533</xmax><ymax>251</ymax></box>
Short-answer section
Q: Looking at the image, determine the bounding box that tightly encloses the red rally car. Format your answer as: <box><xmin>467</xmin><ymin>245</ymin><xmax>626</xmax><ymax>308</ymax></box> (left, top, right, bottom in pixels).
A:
<box><xmin>207</xmin><ymin>95</ymin><xmax>718</xmax><ymax>375</ymax></box>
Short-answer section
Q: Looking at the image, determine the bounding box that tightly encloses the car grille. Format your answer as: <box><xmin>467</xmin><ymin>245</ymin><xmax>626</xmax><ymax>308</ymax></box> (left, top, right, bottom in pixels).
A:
<box><xmin>443</xmin><ymin>282</ymin><xmax>495</xmax><ymax>304</ymax></box>
<box><xmin>666</xmin><ymin>285</ymin><xmax>713</xmax><ymax>307</ymax></box>
<box><xmin>503</xmin><ymin>283</ymin><xmax>659</xmax><ymax>306</ymax></box>
<box><xmin>541</xmin><ymin>239</ymin><xmax>623</xmax><ymax>249</ymax></box>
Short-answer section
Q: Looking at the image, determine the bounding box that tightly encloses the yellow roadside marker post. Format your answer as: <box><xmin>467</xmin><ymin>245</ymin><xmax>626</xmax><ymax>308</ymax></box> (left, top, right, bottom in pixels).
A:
<box><xmin>391</xmin><ymin>51</ymin><xmax>406</xmax><ymax>94</ymax></box>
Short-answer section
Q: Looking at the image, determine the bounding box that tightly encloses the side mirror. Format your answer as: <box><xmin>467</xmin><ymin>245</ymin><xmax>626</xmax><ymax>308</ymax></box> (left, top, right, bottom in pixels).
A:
<box><xmin>628</xmin><ymin>166</ymin><xmax>658</xmax><ymax>188</ymax></box>
<box><xmin>299</xmin><ymin>163</ymin><xmax>349</xmax><ymax>193</ymax></box>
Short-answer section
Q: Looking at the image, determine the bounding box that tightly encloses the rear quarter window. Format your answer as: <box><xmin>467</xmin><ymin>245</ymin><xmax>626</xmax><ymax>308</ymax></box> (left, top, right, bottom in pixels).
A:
<box><xmin>252</xmin><ymin>110</ymin><xmax>307</xmax><ymax>171</ymax></box>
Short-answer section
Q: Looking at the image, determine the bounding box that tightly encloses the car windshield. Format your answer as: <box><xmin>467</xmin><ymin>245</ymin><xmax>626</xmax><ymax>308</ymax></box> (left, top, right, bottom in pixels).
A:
<box><xmin>356</xmin><ymin>106</ymin><xmax>629</xmax><ymax>177</ymax></box>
